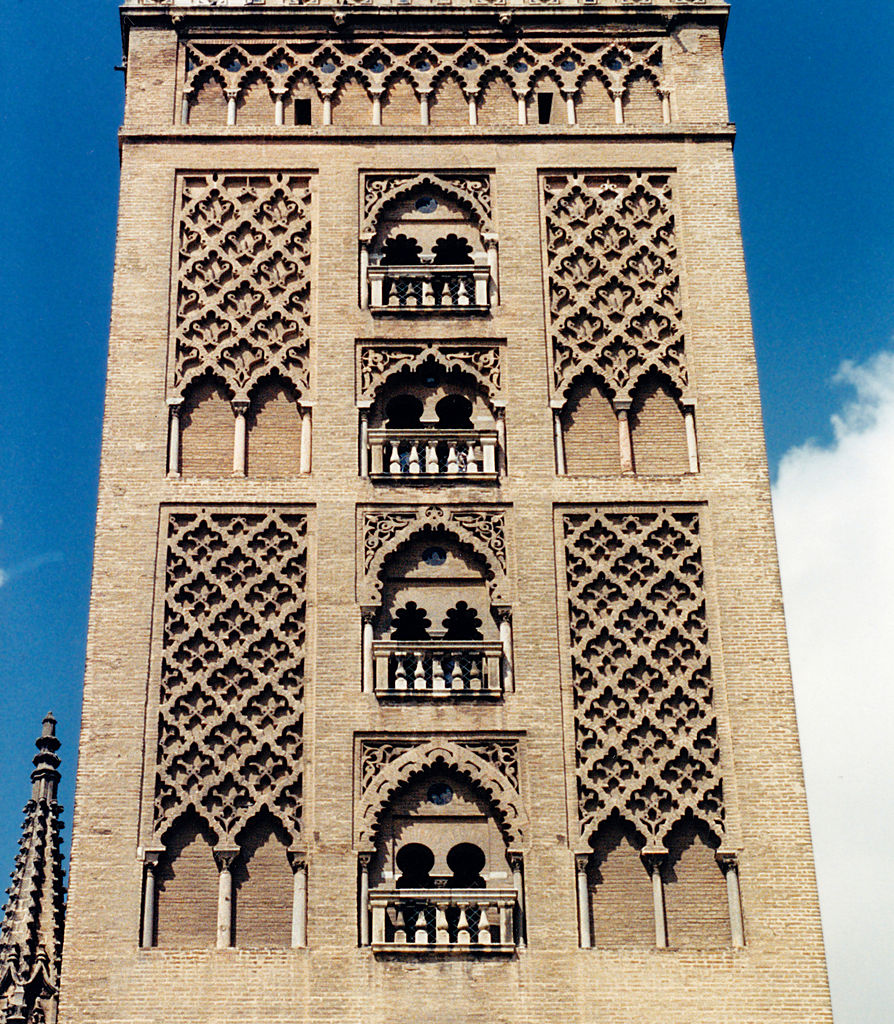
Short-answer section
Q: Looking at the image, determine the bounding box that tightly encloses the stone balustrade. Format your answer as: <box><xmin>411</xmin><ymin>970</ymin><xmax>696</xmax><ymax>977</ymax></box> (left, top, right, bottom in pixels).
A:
<box><xmin>368</xmin><ymin>263</ymin><xmax>490</xmax><ymax>311</ymax></box>
<box><xmin>368</xmin><ymin>428</ymin><xmax>498</xmax><ymax>480</ymax></box>
<box><xmin>372</xmin><ymin>641</ymin><xmax>504</xmax><ymax>697</ymax></box>
<box><xmin>369</xmin><ymin>888</ymin><xmax>518</xmax><ymax>952</ymax></box>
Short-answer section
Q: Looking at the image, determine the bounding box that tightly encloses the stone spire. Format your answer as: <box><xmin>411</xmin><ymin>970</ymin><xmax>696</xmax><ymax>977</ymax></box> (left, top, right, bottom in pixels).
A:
<box><xmin>0</xmin><ymin>714</ymin><xmax>66</xmax><ymax>1024</ymax></box>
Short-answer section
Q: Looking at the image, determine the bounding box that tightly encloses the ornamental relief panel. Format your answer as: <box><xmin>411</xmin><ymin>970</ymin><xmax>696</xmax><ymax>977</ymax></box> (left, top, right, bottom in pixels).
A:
<box><xmin>355</xmin><ymin>736</ymin><xmax>526</xmax><ymax>852</ymax></box>
<box><xmin>182</xmin><ymin>38</ymin><xmax>664</xmax><ymax>117</ymax></box>
<box><xmin>152</xmin><ymin>508</ymin><xmax>308</xmax><ymax>845</ymax></box>
<box><xmin>172</xmin><ymin>172</ymin><xmax>313</xmax><ymax>403</ymax></box>
<box><xmin>561</xmin><ymin>507</ymin><xmax>723</xmax><ymax>850</ymax></box>
<box><xmin>362</xmin><ymin>174</ymin><xmax>493</xmax><ymax>238</ymax></box>
<box><xmin>357</xmin><ymin>341</ymin><xmax>503</xmax><ymax>406</ymax></box>
<box><xmin>359</xmin><ymin>505</ymin><xmax>510</xmax><ymax>604</ymax></box>
<box><xmin>542</xmin><ymin>173</ymin><xmax>689</xmax><ymax>407</ymax></box>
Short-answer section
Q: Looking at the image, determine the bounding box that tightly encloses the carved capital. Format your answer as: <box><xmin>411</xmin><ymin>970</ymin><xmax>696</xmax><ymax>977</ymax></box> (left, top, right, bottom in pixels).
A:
<box><xmin>213</xmin><ymin>847</ymin><xmax>240</xmax><ymax>872</ymax></box>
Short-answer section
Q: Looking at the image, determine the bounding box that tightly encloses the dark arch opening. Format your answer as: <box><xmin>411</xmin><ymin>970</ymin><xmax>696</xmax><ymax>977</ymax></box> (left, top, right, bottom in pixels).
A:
<box><xmin>432</xmin><ymin>233</ymin><xmax>473</xmax><ymax>265</ymax></box>
<box><xmin>391</xmin><ymin>601</ymin><xmax>431</xmax><ymax>641</ymax></box>
<box><xmin>385</xmin><ymin>394</ymin><xmax>424</xmax><ymax>429</ymax></box>
<box><xmin>442</xmin><ymin>601</ymin><xmax>483</xmax><ymax>640</ymax></box>
<box><xmin>435</xmin><ymin>394</ymin><xmax>473</xmax><ymax>429</ymax></box>
<box><xmin>447</xmin><ymin>842</ymin><xmax>486</xmax><ymax>888</ymax></box>
<box><xmin>396</xmin><ymin>843</ymin><xmax>436</xmax><ymax>888</ymax></box>
<box><xmin>381</xmin><ymin>233</ymin><xmax>422</xmax><ymax>265</ymax></box>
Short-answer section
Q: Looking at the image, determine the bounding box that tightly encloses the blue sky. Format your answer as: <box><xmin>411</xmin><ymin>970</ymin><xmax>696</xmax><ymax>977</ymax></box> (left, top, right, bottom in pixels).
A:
<box><xmin>1</xmin><ymin>2</ymin><xmax>891</xmax><ymax>1020</ymax></box>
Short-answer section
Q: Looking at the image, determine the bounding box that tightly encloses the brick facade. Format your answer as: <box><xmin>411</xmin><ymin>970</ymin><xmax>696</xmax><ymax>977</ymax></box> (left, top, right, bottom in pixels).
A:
<box><xmin>59</xmin><ymin>2</ymin><xmax>833</xmax><ymax>1021</ymax></box>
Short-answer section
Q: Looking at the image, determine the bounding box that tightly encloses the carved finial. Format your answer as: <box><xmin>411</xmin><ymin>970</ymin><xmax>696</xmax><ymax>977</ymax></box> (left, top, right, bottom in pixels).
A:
<box><xmin>31</xmin><ymin>712</ymin><xmax>61</xmax><ymax>803</ymax></box>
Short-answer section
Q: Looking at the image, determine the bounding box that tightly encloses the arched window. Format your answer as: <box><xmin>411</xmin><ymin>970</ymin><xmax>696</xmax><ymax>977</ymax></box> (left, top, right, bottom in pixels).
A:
<box><xmin>628</xmin><ymin>372</ymin><xmax>690</xmax><ymax>475</ymax></box>
<box><xmin>663</xmin><ymin>818</ymin><xmax>730</xmax><ymax>948</ymax></box>
<box><xmin>584</xmin><ymin>818</ymin><xmax>653</xmax><ymax>948</ymax></box>
<box><xmin>179</xmin><ymin>377</ymin><xmax>234</xmax><ymax>478</ymax></box>
<box><xmin>365</xmin><ymin>773</ymin><xmax>520</xmax><ymax>949</ymax></box>
<box><xmin>365</xmin><ymin>185</ymin><xmax>491</xmax><ymax>311</ymax></box>
<box><xmin>246</xmin><ymin>376</ymin><xmax>302</xmax><ymax>478</ymax></box>
<box><xmin>154</xmin><ymin>813</ymin><xmax>218</xmax><ymax>949</ymax></box>
<box><xmin>231</xmin><ymin>813</ymin><xmax>294</xmax><ymax>949</ymax></box>
<box><xmin>561</xmin><ymin>373</ymin><xmax>619</xmax><ymax>475</ymax></box>
<box><xmin>368</xmin><ymin>534</ymin><xmax>506</xmax><ymax>697</ymax></box>
<box><xmin>366</xmin><ymin>362</ymin><xmax>499</xmax><ymax>479</ymax></box>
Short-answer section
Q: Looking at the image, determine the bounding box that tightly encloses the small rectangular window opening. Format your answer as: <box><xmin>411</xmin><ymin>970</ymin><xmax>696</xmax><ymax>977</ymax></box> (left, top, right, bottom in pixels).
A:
<box><xmin>294</xmin><ymin>99</ymin><xmax>312</xmax><ymax>125</ymax></box>
<box><xmin>537</xmin><ymin>93</ymin><xmax>553</xmax><ymax>125</ymax></box>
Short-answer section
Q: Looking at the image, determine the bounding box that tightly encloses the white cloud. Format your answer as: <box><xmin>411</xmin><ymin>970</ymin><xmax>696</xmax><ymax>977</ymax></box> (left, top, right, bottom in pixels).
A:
<box><xmin>0</xmin><ymin>568</ymin><xmax>7</xmax><ymax>588</ymax></box>
<box><xmin>773</xmin><ymin>350</ymin><xmax>894</xmax><ymax>1024</ymax></box>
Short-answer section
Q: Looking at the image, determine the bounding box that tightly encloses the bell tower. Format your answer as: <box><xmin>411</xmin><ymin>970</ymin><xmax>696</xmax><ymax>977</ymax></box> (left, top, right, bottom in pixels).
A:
<box><xmin>58</xmin><ymin>1</ymin><xmax>833</xmax><ymax>1021</ymax></box>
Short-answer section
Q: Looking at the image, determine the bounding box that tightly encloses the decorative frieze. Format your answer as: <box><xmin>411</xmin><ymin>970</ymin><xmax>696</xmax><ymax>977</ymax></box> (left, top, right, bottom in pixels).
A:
<box><xmin>357</xmin><ymin>341</ymin><xmax>502</xmax><ymax>405</ymax></box>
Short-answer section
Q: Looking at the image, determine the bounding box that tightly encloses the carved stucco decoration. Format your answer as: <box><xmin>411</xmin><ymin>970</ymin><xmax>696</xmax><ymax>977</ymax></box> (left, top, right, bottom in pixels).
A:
<box><xmin>153</xmin><ymin>508</ymin><xmax>307</xmax><ymax>845</ymax></box>
<box><xmin>182</xmin><ymin>39</ymin><xmax>664</xmax><ymax>117</ymax></box>
<box><xmin>562</xmin><ymin>507</ymin><xmax>723</xmax><ymax>851</ymax></box>
<box><xmin>356</xmin><ymin>739</ymin><xmax>527</xmax><ymax>853</ymax></box>
<box><xmin>362</xmin><ymin>173</ymin><xmax>493</xmax><ymax>237</ymax></box>
<box><xmin>360</xmin><ymin>736</ymin><xmax>520</xmax><ymax>791</ymax></box>
<box><xmin>542</xmin><ymin>172</ymin><xmax>689</xmax><ymax>406</ymax></box>
<box><xmin>357</xmin><ymin>342</ymin><xmax>502</xmax><ymax>406</ymax></box>
<box><xmin>173</xmin><ymin>173</ymin><xmax>313</xmax><ymax>402</ymax></box>
<box><xmin>360</xmin><ymin>505</ymin><xmax>509</xmax><ymax>604</ymax></box>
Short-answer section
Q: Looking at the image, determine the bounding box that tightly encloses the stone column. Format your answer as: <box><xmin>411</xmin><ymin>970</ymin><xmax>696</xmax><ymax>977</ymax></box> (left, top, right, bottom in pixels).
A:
<box><xmin>226</xmin><ymin>90</ymin><xmax>238</xmax><ymax>126</ymax></box>
<box><xmin>660</xmin><ymin>88</ymin><xmax>671</xmax><ymax>124</ymax></box>
<box><xmin>718</xmin><ymin>852</ymin><xmax>745</xmax><ymax>947</ymax></box>
<box><xmin>643</xmin><ymin>852</ymin><xmax>667</xmax><ymax>948</ymax></box>
<box><xmin>517</xmin><ymin>95</ymin><xmax>527</xmax><ymax>125</ymax></box>
<box><xmin>140</xmin><ymin>849</ymin><xmax>163</xmax><ymax>948</ymax></box>
<box><xmin>616</xmin><ymin>402</ymin><xmax>634</xmax><ymax>473</ymax></box>
<box><xmin>552</xmin><ymin>406</ymin><xmax>566</xmax><ymax>475</ymax></box>
<box><xmin>419</xmin><ymin>91</ymin><xmax>430</xmax><ymax>126</ymax></box>
<box><xmin>359</xmin><ymin>243</ymin><xmax>370</xmax><ymax>309</ymax></box>
<box><xmin>467</xmin><ymin>94</ymin><xmax>478</xmax><ymax>126</ymax></box>
<box><xmin>322</xmin><ymin>92</ymin><xmax>333</xmax><ymax>125</ymax></box>
<box><xmin>181</xmin><ymin>94</ymin><xmax>191</xmax><ymax>126</ymax></box>
<box><xmin>612</xmin><ymin>88</ymin><xmax>624</xmax><ymax>125</ymax></box>
<box><xmin>684</xmin><ymin>405</ymin><xmax>699</xmax><ymax>473</ymax></box>
<box><xmin>362</xmin><ymin>610</ymin><xmax>375</xmax><ymax>693</ymax></box>
<box><xmin>575</xmin><ymin>853</ymin><xmax>591</xmax><ymax>948</ymax></box>
<box><xmin>509</xmin><ymin>852</ymin><xmax>526</xmax><ymax>948</ymax></box>
<box><xmin>214</xmin><ymin>848</ymin><xmax>239</xmax><ymax>949</ymax></box>
<box><xmin>496</xmin><ymin>608</ymin><xmax>513</xmax><ymax>691</ymax></box>
<box><xmin>167</xmin><ymin>398</ymin><xmax>182</xmax><ymax>477</ymax></box>
<box><xmin>274</xmin><ymin>89</ymin><xmax>286</xmax><ymax>126</ymax></box>
<box><xmin>371</xmin><ymin>91</ymin><xmax>383</xmax><ymax>126</ymax></box>
<box><xmin>288</xmin><ymin>851</ymin><xmax>308</xmax><ymax>948</ymax></box>
<box><xmin>359</xmin><ymin>409</ymin><xmax>369</xmax><ymax>477</ymax></box>
<box><xmin>495</xmin><ymin>405</ymin><xmax>507</xmax><ymax>475</ymax></box>
<box><xmin>300</xmin><ymin>405</ymin><xmax>312</xmax><ymax>474</ymax></box>
<box><xmin>232</xmin><ymin>400</ymin><xmax>248</xmax><ymax>477</ymax></box>
<box><xmin>483</xmin><ymin>233</ymin><xmax>499</xmax><ymax>303</ymax></box>
<box><xmin>358</xmin><ymin>853</ymin><xmax>372</xmax><ymax>946</ymax></box>
<box><xmin>565</xmin><ymin>91</ymin><xmax>576</xmax><ymax>125</ymax></box>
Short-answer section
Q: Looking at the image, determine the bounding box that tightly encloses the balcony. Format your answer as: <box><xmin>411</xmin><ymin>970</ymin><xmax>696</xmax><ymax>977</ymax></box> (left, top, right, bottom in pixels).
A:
<box><xmin>372</xmin><ymin>641</ymin><xmax>504</xmax><ymax>697</ymax></box>
<box><xmin>369</xmin><ymin>888</ymin><xmax>518</xmax><ymax>953</ymax></box>
<box><xmin>367</xmin><ymin>262</ymin><xmax>490</xmax><ymax>312</ymax></box>
<box><xmin>368</xmin><ymin>428</ymin><xmax>498</xmax><ymax>482</ymax></box>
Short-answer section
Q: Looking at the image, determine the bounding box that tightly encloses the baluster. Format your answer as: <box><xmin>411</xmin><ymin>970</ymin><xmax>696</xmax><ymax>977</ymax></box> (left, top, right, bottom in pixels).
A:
<box><xmin>394</xmin><ymin>655</ymin><xmax>408</xmax><ymax>691</ymax></box>
<box><xmin>477</xmin><ymin>904</ymin><xmax>492</xmax><ymax>945</ymax></box>
<box><xmin>447</xmin><ymin>443</ymin><xmax>459</xmax><ymax>474</ymax></box>
<box><xmin>413</xmin><ymin>653</ymin><xmax>427</xmax><ymax>690</ymax></box>
<box><xmin>414</xmin><ymin>909</ymin><xmax>429</xmax><ymax>944</ymax></box>
<box><xmin>456</xmin><ymin>904</ymin><xmax>471</xmax><ymax>945</ymax></box>
<box><xmin>432</xmin><ymin>655</ymin><xmax>446</xmax><ymax>693</ymax></box>
<box><xmin>436</xmin><ymin>905</ymin><xmax>449</xmax><ymax>945</ymax></box>
<box><xmin>468</xmin><ymin>655</ymin><xmax>482</xmax><ymax>691</ymax></box>
<box><xmin>425</xmin><ymin>442</ymin><xmax>438</xmax><ymax>474</ymax></box>
<box><xmin>422</xmin><ymin>276</ymin><xmax>435</xmax><ymax>306</ymax></box>
<box><xmin>465</xmin><ymin>442</ymin><xmax>478</xmax><ymax>473</ymax></box>
<box><xmin>388</xmin><ymin>441</ymin><xmax>401</xmax><ymax>474</ymax></box>
<box><xmin>393</xmin><ymin>905</ymin><xmax>407</xmax><ymax>943</ymax></box>
<box><xmin>457</xmin><ymin>275</ymin><xmax>471</xmax><ymax>306</ymax></box>
<box><xmin>500</xmin><ymin>903</ymin><xmax>513</xmax><ymax>945</ymax></box>
<box><xmin>408</xmin><ymin>443</ymin><xmax>421</xmax><ymax>474</ymax></box>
